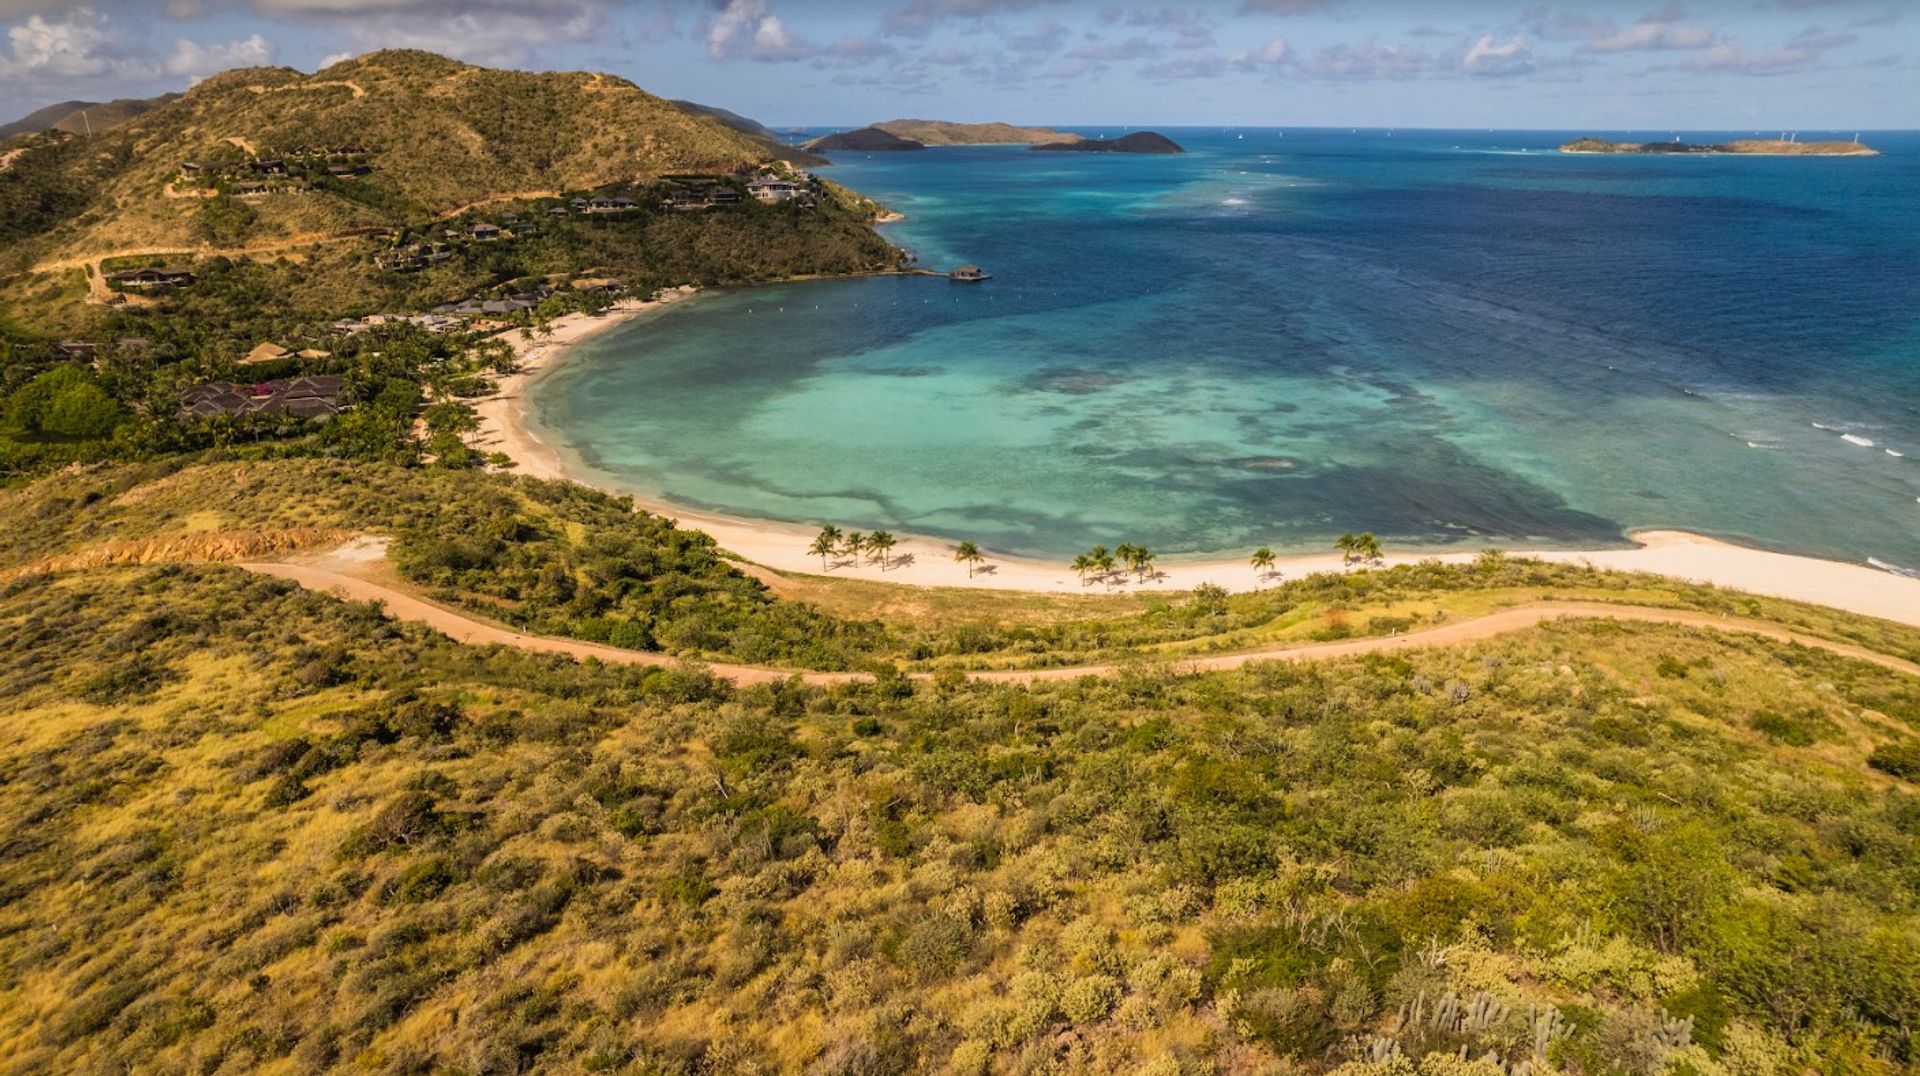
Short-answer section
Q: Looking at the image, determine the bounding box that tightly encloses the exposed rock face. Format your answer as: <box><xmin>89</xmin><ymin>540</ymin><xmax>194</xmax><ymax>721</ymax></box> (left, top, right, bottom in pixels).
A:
<box><xmin>1031</xmin><ymin>131</ymin><xmax>1184</xmax><ymax>154</ymax></box>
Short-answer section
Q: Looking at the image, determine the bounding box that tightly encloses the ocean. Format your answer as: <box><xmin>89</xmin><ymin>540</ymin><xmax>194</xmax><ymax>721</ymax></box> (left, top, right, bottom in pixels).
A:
<box><xmin>531</xmin><ymin>128</ymin><xmax>1920</xmax><ymax>566</ymax></box>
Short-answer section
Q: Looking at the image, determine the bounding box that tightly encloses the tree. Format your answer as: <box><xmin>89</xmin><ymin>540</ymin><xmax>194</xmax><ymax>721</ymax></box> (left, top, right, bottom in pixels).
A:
<box><xmin>422</xmin><ymin>401</ymin><xmax>479</xmax><ymax>444</ymax></box>
<box><xmin>843</xmin><ymin>531</ymin><xmax>866</xmax><ymax>566</ymax></box>
<box><xmin>1071</xmin><ymin>553</ymin><xmax>1093</xmax><ymax>585</ymax></box>
<box><xmin>1356</xmin><ymin>532</ymin><xmax>1383</xmax><ymax>566</ymax></box>
<box><xmin>1130</xmin><ymin>545</ymin><xmax>1156</xmax><ymax>582</ymax></box>
<box><xmin>1251</xmin><ymin>546</ymin><xmax>1276</xmax><ymax>585</ymax></box>
<box><xmin>954</xmin><ymin>541</ymin><xmax>983</xmax><ymax>578</ymax></box>
<box><xmin>1091</xmin><ymin>545</ymin><xmax>1116</xmax><ymax>588</ymax></box>
<box><xmin>1336</xmin><ymin>533</ymin><xmax>1360</xmax><ymax>565</ymax></box>
<box><xmin>3</xmin><ymin>366</ymin><xmax>122</xmax><ymax>440</ymax></box>
<box><xmin>868</xmin><ymin>530</ymin><xmax>897</xmax><ymax>570</ymax></box>
<box><xmin>810</xmin><ymin>525</ymin><xmax>842</xmax><ymax>570</ymax></box>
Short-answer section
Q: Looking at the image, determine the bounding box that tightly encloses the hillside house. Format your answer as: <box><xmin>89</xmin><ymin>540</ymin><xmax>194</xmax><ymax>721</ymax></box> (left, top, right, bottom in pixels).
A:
<box><xmin>106</xmin><ymin>268</ymin><xmax>196</xmax><ymax>290</ymax></box>
<box><xmin>180</xmin><ymin>375</ymin><xmax>346</xmax><ymax>420</ymax></box>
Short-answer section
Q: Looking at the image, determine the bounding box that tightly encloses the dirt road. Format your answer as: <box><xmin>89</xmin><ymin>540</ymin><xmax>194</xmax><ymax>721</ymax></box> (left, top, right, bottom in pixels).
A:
<box><xmin>240</xmin><ymin>561</ymin><xmax>1920</xmax><ymax>686</ymax></box>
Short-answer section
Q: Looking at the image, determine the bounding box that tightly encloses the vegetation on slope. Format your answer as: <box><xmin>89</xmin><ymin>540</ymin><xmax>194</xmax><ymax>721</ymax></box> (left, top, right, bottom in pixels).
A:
<box><xmin>0</xmin><ymin>563</ymin><xmax>1916</xmax><ymax>1072</ymax></box>
<box><xmin>0</xmin><ymin>93</ymin><xmax>178</xmax><ymax>139</ymax></box>
<box><xmin>5</xmin><ymin>50</ymin><xmax>778</xmax><ymax>262</ymax></box>
<box><xmin>8</xmin><ymin>460</ymin><xmax>1920</xmax><ymax>678</ymax></box>
<box><xmin>873</xmin><ymin>120</ymin><xmax>1083</xmax><ymax>146</ymax></box>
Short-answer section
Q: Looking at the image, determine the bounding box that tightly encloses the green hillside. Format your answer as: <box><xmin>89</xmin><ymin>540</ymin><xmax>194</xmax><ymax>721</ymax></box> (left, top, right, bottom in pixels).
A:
<box><xmin>0</xmin><ymin>93</ymin><xmax>177</xmax><ymax>140</ymax></box>
<box><xmin>1</xmin><ymin>534</ymin><xmax>1917</xmax><ymax>1072</ymax></box>
<box><xmin>5</xmin><ymin>51</ymin><xmax>784</xmax><ymax>262</ymax></box>
<box><xmin>876</xmin><ymin>119</ymin><xmax>1084</xmax><ymax>146</ymax></box>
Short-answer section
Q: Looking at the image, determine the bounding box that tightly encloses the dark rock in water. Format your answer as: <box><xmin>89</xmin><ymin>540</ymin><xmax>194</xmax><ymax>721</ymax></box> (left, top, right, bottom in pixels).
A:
<box><xmin>804</xmin><ymin>126</ymin><xmax>926</xmax><ymax>152</ymax></box>
<box><xmin>1031</xmin><ymin>131</ymin><xmax>1184</xmax><ymax>155</ymax></box>
<box><xmin>1021</xmin><ymin>367</ymin><xmax>1128</xmax><ymax>395</ymax></box>
<box><xmin>1231</xmin><ymin>456</ymin><xmax>1307</xmax><ymax>473</ymax></box>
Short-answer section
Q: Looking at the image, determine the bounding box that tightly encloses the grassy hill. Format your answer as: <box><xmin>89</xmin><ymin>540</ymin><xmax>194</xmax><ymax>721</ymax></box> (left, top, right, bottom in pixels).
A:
<box><xmin>0</xmin><ymin>51</ymin><xmax>899</xmax><ymax>340</ymax></box>
<box><xmin>875</xmin><ymin>119</ymin><xmax>1083</xmax><ymax>146</ymax></box>
<box><xmin>671</xmin><ymin>99</ymin><xmax>828</xmax><ymax>166</ymax></box>
<box><xmin>0</xmin><ymin>94</ymin><xmax>177</xmax><ymax>140</ymax></box>
<box><xmin>1</xmin><ymin>514</ymin><xmax>1917</xmax><ymax>1071</ymax></box>
<box><xmin>4</xmin><ymin>51</ymin><xmax>782</xmax><ymax>263</ymax></box>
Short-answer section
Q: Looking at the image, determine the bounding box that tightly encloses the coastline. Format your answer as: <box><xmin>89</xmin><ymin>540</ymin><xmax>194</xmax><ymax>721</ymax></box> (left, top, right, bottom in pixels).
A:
<box><xmin>471</xmin><ymin>296</ymin><xmax>1920</xmax><ymax>630</ymax></box>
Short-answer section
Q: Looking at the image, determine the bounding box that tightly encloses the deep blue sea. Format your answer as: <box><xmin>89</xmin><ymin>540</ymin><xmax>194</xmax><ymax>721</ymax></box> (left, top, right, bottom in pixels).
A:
<box><xmin>533</xmin><ymin>128</ymin><xmax>1920</xmax><ymax>565</ymax></box>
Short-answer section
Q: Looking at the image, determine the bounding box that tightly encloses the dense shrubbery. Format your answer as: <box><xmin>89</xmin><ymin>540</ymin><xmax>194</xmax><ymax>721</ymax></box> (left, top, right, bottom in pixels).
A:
<box><xmin>0</xmin><ymin>566</ymin><xmax>1915</xmax><ymax>1072</ymax></box>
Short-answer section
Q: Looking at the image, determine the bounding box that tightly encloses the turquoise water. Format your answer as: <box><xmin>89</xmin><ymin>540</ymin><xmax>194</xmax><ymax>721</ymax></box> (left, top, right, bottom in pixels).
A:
<box><xmin>534</xmin><ymin>129</ymin><xmax>1920</xmax><ymax>565</ymax></box>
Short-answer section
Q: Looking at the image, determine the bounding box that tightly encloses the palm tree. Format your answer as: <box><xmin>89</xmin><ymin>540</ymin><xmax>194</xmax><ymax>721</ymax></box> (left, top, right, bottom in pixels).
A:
<box><xmin>1357</xmin><ymin>532</ymin><xmax>1383</xmax><ymax>566</ymax></box>
<box><xmin>955</xmin><ymin>541</ymin><xmax>983</xmax><ymax>578</ymax></box>
<box><xmin>810</xmin><ymin>525</ymin><xmax>842</xmax><ymax>569</ymax></box>
<box><xmin>868</xmin><ymin>530</ymin><xmax>897</xmax><ymax>569</ymax></box>
<box><xmin>1071</xmin><ymin>553</ymin><xmax>1093</xmax><ymax>585</ymax></box>
<box><xmin>1251</xmin><ymin>546</ymin><xmax>1276</xmax><ymax>584</ymax></box>
<box><xmin>1336</xmin><ymin>533</ymin><xmax>1359</xmax><ymax>565</ymax></box>
<box><xmin>843</xmin><ymin>530</ymin><xmax>866</xmax><ymax>566</ymax></box>
<box><xmin>1131</xmin><ymin>545</ymin><xmax>1156</xmax><ymax>582</ymax></box>
<box><xmin>1113</xmin><ymin>542</ymin><xmax>1140</xmax><ymax>576</ymax></box>
<box><xmin>1091</xmin><ymin>545</ymin><xmax>1116</xmax><ymax>588</ymax></box>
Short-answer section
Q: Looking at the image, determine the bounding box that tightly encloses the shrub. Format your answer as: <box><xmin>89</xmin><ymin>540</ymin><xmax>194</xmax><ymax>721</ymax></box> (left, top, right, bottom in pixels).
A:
<box><xmin>1867</xmin><ymin>740</ymin><xmax>1920</xmax><ymax>781</ymax></box>
<box><xmin>1061</xmin><ymin>974</ymin><xmax>1119</xmax><ymax>1024</ymax></box>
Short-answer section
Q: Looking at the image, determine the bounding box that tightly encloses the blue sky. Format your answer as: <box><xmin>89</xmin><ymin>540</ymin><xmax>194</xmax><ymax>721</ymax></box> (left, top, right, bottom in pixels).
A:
<box><xmin>1</xmin><ymin>1</ymin><xmax>1913</xmax><ymax>128</ymax></box>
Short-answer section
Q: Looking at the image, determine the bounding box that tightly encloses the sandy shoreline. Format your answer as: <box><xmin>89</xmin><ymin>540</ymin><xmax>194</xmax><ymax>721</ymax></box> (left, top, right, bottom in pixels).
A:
<box><xmin>471</xmin><ymin>297</ymin><xmax>1920</xmax><ymax>629</ymax></box>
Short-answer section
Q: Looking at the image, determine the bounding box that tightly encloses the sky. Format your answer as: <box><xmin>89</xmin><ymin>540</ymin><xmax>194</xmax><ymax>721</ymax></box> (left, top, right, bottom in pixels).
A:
<box><xmin>0</xmin><ymin>0</ymin><xmax>1913</xmax><ymax>129</ymax></box>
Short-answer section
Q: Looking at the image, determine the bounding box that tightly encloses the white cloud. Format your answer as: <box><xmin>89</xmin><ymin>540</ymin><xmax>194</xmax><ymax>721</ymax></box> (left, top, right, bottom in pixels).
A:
<box><xmin>164</xmin><ymin>33</ymin><xmax>275</xmax><ymax>79</ymax></box>
<box><xmin>707</xmin><ymin>0</ymin><xmax>812</xmax><ymax>61</ymax></box>
<box><xmin>1587</xmin><ymin>20</ymin><xmax>1716</xmax><ymax>52</ymax></box>
<box><xmin>882</xmin><ymin>0</ymin><xmax>1063</xmax><ymax>39</ymax></box>
<box><xmin>1462</xmin><ymin>33</ymin><xmax>1533</xmax><ymax>76</ymax></box>
<box><xmin>0</xmin><ymin>8</ymin><xmax>114</xmax><ymax>78</ymax></box>
<box><xmin>1653</xmin><ymin>25</ymin><xmax>1856</xmax><ymax>74</ymax></box>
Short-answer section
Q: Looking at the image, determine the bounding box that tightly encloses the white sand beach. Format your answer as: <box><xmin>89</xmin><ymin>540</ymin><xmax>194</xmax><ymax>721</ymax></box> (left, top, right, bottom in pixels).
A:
<box><xmin>471</xmin><ymin>299</ymin><xmax>1920</xmax><ymax>629</ymax></box>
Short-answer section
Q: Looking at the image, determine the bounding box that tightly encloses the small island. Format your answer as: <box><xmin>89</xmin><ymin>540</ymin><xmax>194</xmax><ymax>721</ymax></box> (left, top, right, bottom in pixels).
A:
<box><xmin>1031</xmin><ymin>131</ymin><xmax>1184</xmax><ymax>155</ymax></box>
<box><xmin>803</xmin><ymin>126</ymin><xmax>926</xmax><ymax>152</ymax></box>
<box><xmin>873</xmin><ymin>119</ymin><xmax>1082</xmax><ymax>146</ymax></box>
<box><xmin>1561</xmin><ymin>137</ymin><xmax>1877</xmax><ymax>157</ymax></box>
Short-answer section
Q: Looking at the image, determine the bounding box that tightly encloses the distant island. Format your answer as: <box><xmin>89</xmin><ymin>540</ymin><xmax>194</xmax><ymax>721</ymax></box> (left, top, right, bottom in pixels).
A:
<box><xmin>803</xmin><ymin>126</ymin><xmax>927</xmax><ymax>152</ymax></box>
<box><xmin>1561</xmin><ymin>137</ymin><xmax>1877</xmax><ymax>157</ymax></box>
<box><xmin>873</xmin><ymin>119</ymin><xmax>1081</xmax><ymax>146</ymax></box>
<box><xmin>1031</xmin><ymin>131</ymin><xmax>1184</xmax><ymax>155</ymax></box>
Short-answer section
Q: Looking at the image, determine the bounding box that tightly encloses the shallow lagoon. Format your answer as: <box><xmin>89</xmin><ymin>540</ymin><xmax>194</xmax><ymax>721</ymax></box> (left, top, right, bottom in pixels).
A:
<box><xmin>534</xmin><ymin>129</ymin><xmax>1920</xmax><ymax>564</ymax></box>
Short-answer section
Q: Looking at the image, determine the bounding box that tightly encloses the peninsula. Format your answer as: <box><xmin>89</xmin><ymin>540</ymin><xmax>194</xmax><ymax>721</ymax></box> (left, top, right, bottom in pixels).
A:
<box><xmin>1032</xmin><ymin>130</ymin><xmax>1185</xmax><ymax>154</ymax></box>
<box><xmin>873</xmin><ymin>119</ymin><xmax>1082</xmax><ymax>146</ymax></box>
<box><xmin>1561</xmin><ymin>136</ymin><xmax>1878</xmax><ymax>156</ymax></box>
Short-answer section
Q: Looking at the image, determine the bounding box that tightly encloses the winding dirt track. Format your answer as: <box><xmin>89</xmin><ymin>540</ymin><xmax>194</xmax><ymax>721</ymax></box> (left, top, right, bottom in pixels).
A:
<box><xmin>240</xmin><ymin>561</ymin><xmax>1920</xmax><ymax>686</ymax></box>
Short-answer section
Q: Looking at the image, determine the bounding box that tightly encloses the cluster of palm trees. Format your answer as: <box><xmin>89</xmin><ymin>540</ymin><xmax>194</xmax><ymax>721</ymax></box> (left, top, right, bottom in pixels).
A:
<box><xmin>1070</xmin><ymin>543</ymin><xmax>1158</xmax><ymax>588</ymax></box>
<box><xmin>809</xmin><ymin>525</ymin><xmax>899</xmax><ymax>570</ymax></box>
<box><xmin>1336</xmin><ymin>531</ymin><xmax>1384</xmax><ymax>566</ymax></box>
<box><xmin>802</xmin><ymin>526</ymin><xmax>1388</xmax><ymax>585</ymax></box>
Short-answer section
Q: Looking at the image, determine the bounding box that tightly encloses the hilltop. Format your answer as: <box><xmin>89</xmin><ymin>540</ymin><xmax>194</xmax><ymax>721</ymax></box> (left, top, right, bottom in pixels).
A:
<box><xmin>670</xmin><ymin>99</ymin><xmax>827</xmax><ymax>166</ymax></box>
<box><xmin>0</xmin><ymin>50</ymin><xmax>901</xmax><ymax>342</ymax></box>
<box><xmin>1561</xmin><ymin>137</ymin><xmax>1878</xmax><ymax>156</ymax></box>
<box><xmin>0</xmin><ymin>94</ymin><xmax>179</xmax><ymax>140</ymax></box>
<box><xmin>1033</xmin><ymin>131</ymin><xmax>1185</xmax><ymax>154</ymax></box>
<box><xmin>874</xmin><ymin>119</ymin><xmax>1083</xmax><ymax>146</ymax></box>
<box><xmin>804</xmin><ymin>125</ymin><xmax>928</xmax><ymax>152</ymax></box>
<box><xmin>3</xmin><ymin>50</ymin><xmax>788</xmax><ymax>266</ymax></box>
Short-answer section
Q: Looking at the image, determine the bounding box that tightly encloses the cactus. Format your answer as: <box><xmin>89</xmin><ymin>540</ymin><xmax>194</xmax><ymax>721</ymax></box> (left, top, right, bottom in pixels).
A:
<box><xmin>1530</xmin><ymin>1004</ymin><xmax>1571</xmax><ymax>1062</ymax></box>
<box><xmin>1657</xmin><ymin>1012</ymin><xmax>1694</xmax><ymax>1050</ymax></box>
<box><xmin>1360</xmin><ymin>1035</ymin><xmax>1403</xmax><ymax>1062</ymax></box>
<box><xmin>1462</xmin><ymin>992</ymin><xmax>1508</xmax><ymax>1034</ymax></box>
